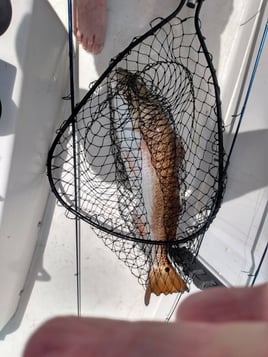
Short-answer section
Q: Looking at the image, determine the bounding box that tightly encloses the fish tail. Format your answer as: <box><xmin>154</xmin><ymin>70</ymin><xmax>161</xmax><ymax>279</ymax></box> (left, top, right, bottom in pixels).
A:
<box><xmin>144</xmin><ymin>248</ymin><xmax>187</xmax><ymax>305</ymax></box>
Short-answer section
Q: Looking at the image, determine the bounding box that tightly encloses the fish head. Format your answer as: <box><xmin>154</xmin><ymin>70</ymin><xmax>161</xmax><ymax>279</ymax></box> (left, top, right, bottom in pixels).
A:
<box><xmin>116</xmin><ymin>68</ymin><xmax>153</xmax><ymax>105</ymax></box>
<box><xmin>116</xmin><ymin>68</ymin><xmax>159</xmax><ymax>130</ymax></box>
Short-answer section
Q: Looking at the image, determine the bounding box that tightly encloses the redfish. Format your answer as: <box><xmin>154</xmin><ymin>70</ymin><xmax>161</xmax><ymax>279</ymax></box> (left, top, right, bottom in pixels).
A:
<box><xmin>116</xmin><ymin>68</ymin><xmax>187</xmax><ymax>305</ymax></box>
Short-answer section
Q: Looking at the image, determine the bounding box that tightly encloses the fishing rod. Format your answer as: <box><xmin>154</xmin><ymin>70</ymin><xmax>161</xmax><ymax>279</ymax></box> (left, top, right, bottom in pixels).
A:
<box><xmin>67</xmin><ymin>0</ymin><xmax>82</xmax><ymax>316</ymax></box>
<box><xmin>251</xmin><ymin>242</ymin><xmax>268</xmax><ymax>286</ymax></box>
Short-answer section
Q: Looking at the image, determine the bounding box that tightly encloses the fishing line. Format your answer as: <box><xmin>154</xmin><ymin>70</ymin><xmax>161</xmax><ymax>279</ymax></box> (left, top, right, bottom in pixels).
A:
<box><xmin>165</xmin><ymin>288</ymin><xmax>184</xmax><ymax>321</ymax></box>
<box><xmin>67</xmin><ymin>0</ymin><xmax>81</xmax><ymax>316</ymax></box>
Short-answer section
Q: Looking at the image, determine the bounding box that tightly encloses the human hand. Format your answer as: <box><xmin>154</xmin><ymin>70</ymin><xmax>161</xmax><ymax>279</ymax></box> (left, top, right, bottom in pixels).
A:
<box><xmin>23</xmin><ymin>283</ymin><xmax>268</xmax><ymax>356</ymax></box>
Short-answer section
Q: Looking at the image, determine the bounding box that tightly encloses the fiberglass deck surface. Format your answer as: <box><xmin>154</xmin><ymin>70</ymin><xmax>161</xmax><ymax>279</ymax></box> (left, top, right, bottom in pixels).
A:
<box><xmin>0</xmin><ymin>0</ymin><xmax>267</xmax><ymax>356</ymax></box>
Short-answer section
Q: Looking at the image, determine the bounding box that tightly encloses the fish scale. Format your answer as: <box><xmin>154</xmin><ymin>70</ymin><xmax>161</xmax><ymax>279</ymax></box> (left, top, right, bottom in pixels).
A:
<box><xmin>116</xmin><ymin>67</ymin><xmax>188</xmax><ymax>305</ymax></box>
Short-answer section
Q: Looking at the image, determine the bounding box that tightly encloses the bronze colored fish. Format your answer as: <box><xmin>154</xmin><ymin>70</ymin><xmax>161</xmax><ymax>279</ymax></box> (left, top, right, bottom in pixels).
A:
<box><xmin>116</xmin><ymin>68</ymin><xmax>187</xmax><ymax>305</ymax></box>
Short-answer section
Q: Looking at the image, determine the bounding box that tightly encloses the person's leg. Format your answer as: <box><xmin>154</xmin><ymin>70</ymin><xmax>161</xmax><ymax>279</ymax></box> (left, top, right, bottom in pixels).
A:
<box><xmin>73</xmin><ymin>0</ymin><xmax>106</xmax><ymax>54</ymax></box>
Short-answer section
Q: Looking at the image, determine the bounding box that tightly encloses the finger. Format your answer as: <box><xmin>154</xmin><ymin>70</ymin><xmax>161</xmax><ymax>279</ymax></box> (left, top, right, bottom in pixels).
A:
<box><xmin>23</xmin><ymin>316</ymin><xmax>268</xmax><ymax>357</ymax></box>
<box><xmin>176</xmin><ymin>283</ymin><xmax>268</xmax><ymax>323</ymax></box>
<box><xmin>23</xmin><ymin>317</ymin><xmax>208</xmax><ymax>357</ymax></box>
<box><xmin>208</xmin><ymin>322</ymin><xmax>268</xmax><ymax>357</ymax></box>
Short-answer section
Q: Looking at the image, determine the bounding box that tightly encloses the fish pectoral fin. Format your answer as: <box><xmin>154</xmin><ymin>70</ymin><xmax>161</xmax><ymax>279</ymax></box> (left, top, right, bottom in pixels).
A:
<box><xmin>144</xmin><ymin>285</ymin><xmax>152</xmax><ymax>306</ymax></box>
<box><xmin>176</xmin><ymin>137</ymin><xmax>185</xmax><ymax>163</ymax></box>
<box><xmin>144</xmin><ymin>262</ymin><xmax>187</xmax><ymax>305</ymax></box>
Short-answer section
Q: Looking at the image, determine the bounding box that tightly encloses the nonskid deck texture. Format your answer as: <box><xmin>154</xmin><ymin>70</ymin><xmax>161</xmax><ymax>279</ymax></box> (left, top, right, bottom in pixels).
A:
<box><xmin>0</xmin><ymin>1</ymin><xmax>267</xmax><ymax>356</ymax></box>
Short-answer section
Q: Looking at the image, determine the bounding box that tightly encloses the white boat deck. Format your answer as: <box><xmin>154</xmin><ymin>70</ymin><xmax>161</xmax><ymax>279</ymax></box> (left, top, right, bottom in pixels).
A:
<box><xmin>0</xmin><ymin>0</ymin><xmax>267</xmax><ymax>356</ymax></box>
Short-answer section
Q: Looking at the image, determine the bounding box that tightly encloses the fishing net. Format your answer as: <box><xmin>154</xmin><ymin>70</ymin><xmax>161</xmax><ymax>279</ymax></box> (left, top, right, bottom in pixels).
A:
<box><xmin>47</xmin><ymin>0</ymin><xmax>225</xmax><ymax>304</ymax></box>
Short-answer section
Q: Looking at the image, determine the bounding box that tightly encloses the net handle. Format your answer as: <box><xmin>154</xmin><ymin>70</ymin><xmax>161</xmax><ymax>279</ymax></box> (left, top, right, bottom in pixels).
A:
<box><xmin>67</xmin><ymin>0</ymin><xmax>82</xmax><ymax>317</ymax></box>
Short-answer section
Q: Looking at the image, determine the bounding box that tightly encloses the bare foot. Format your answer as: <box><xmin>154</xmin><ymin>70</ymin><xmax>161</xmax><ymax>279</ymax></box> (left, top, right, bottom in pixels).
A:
<box><xmin>73</xmin><ymin>0</ymin><xmax>106</xmax><ymax>54</ymax></box>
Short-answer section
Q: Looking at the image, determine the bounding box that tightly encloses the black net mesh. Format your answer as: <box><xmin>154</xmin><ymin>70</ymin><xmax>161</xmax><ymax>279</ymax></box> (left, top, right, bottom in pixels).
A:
<box><xmin>47</xmin><ymin>2</ymin><xmax>225</xmax><ymax>304</ymax></box>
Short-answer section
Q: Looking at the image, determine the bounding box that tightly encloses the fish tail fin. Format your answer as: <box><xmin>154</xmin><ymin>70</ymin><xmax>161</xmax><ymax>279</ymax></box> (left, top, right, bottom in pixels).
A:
<box><xmin>144</xmin><ymin>255</ymin><xmax>187</xmax><ymax>306</ymax></box>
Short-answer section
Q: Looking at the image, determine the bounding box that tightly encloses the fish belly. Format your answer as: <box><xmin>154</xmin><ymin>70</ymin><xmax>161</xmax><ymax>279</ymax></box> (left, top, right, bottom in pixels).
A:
<box><xmin>118</xmin><ymin>123</ymin><xmax>166</xmax><ymax>243</ymax></box>
<box><xmin>140</xmin><ymin>139</ymin><xmax>165</xmax><ymax>242</ymax></box>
